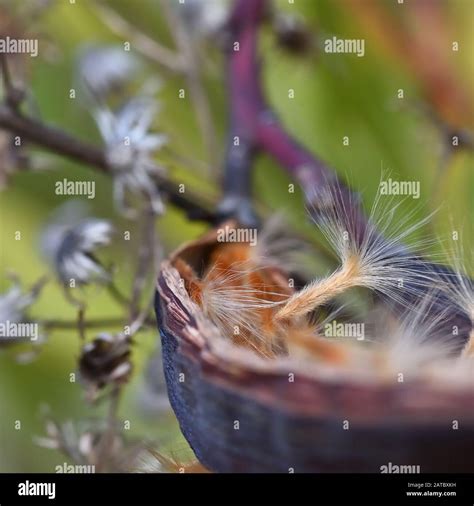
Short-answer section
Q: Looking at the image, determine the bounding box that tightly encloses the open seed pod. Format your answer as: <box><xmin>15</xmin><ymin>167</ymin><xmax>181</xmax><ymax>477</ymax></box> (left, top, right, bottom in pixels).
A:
<box><xmin>155</xmin><ymin>224</ymin><xmax>474</xmax><ymax>472</ymax></box>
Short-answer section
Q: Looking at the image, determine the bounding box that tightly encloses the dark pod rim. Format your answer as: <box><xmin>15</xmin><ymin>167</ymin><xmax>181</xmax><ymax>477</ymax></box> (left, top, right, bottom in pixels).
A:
<box><xmin>156</xmin><ymin>260</ymin><xmax>474</xmax><ymax>425</ymax></box>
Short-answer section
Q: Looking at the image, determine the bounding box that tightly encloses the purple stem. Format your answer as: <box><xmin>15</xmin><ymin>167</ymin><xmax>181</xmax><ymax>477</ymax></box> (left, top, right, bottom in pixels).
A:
<box><xmin>217</xmin><ymin>1</ymin><xmax>265</xmax><ymax>226</ymax></box>
<box><xmin>220</xmin><ymin>0</ymin><xmax>368</xmax><ymax>242</ymax></box>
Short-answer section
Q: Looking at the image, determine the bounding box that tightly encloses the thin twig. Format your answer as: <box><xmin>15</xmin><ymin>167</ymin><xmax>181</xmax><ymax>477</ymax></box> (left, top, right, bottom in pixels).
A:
<box><xmin>62</xmin><ymin>287</ymin><xmax>87</xmax><ymax>340</ymax></box>
<box><xmin>78</xmin><ymin>307</ymin><xmax>86</xmax><ymax>341</ymax></box>
<box><xmin>160</xmin><ymin>0</ymin><xmax>219</xmax><ymax>173</ymax></box>
<box><xmin>0</xmin><ymin>105</ymin><xmax>217</xmax><ymax>222</ymax></box>
<box><xmin>129</xmin><ymin>206</ymin><xmax>156</xmax><ymax>322</ymax></box>
<box><xmin>96</xmin><ymin>385</ymin><xmax>121</xmax><ymax>472</ymax></box>
<box><xmin>127</xmin><ymin>202</ymin><xmax>164</xmax><ymax>337</ymax></box>
<box><xmin>0</xmin><ymin>54</ymin><xmax>13</xmax><ymax>95</ymax></box>
<box><xmin>107</xmin><ymin>281</ymin><xmax>132</xmax><ymax>309</ymax></box>
<box><xmin>42</xmin><ymin>317</ymin><xmax>129</xmax><ymax>330</ymax></box>
<box><xmin>0</xmin><ymin>54</ymin><xmax>24</xmax><ymax>110</ymax></box>
<box><xmin>94</xmin><ymin>2</ymin><xmax>185</xmax><ymax>73</ymax></box>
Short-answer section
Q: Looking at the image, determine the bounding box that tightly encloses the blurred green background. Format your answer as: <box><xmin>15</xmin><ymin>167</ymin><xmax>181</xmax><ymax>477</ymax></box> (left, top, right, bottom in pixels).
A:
<box><xmin>0</xmin><ymin>0</ymin><xmax>472</xmax><ymax>471</ymax></box>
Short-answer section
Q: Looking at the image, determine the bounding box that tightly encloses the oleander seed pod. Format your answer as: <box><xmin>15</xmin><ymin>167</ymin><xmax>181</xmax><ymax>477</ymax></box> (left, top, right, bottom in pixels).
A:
<box><xmin>155</xmin><ymin>224</ymin><xmax>474</xmax><ymax>473</ymax></box>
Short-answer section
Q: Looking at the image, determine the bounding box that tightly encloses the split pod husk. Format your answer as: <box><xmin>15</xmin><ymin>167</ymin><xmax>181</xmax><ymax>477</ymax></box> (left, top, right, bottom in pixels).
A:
<box><xmin>155</xmin><ymin>226</ymin><xmax>474</xmax><ymax>472</ymax></box>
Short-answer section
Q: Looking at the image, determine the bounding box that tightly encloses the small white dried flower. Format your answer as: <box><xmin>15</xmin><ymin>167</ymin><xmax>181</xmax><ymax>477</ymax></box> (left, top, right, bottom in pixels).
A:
<box><xmin>41</xmin><ymin>203</ymin><xmax>113</xmax><ymax>285</ymax></box>
<box><xmin>377</xmin><ymin>294</ymin><xmax>460</xmax><ymax>374</ymax></box>
<box><xmin>0</xmin><ymin>278</ymin><xmax>45</xmax><ymax>360</ymax></box>
<box><xmin>94</xmin><ymin>97</ymin><xmax>167</xmax><ymax>216</ymax></box>
<box><xmin>176</xmin><ymin>0</ymin><xmax>230</xmax><ymax>36</ymax></box>
<box><xmin>0</xmin><ymin>283</ymin><xmax>36</xmax><ymax>325</ymax></box>
<box><xmin>77</xmin><ymin>45</ymin><xmax>141</xmax><ymax>101</ymax></box>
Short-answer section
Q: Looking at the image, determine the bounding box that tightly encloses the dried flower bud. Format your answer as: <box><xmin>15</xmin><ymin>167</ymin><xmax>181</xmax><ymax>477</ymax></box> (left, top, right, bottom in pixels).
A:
<box><xmin>79</xmin><ymin>333</ymin><xmax>132</xmax><ymax>398</ymax></box>
<box><xmin>76</xmin><ymin>45</ymin><xmax>141</xmax><ymax>101</ymax></box>
<box><xmin>273</xmin><ymin>13</ymin><xmax>315</xmax><ymax>56</ymax></box>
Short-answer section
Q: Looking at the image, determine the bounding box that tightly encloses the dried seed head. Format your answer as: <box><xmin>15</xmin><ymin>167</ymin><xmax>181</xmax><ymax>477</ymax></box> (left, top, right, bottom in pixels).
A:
<box><xmin>79</xmin><ymin>332</ymin><xmax>132</xmax><ymax>399</ymax></box>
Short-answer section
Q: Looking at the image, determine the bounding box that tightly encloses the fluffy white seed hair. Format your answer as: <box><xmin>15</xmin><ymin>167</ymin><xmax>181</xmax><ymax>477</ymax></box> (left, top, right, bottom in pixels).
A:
<box><xmin>439</xmin><ymin>238</ymin><xmax>474</xmax><ymax>355</ymax></box>
<box><xmin>276</xmin><ymin>177</ymin><xmax>437</xmax><ymax>320</ymax></box>
<box><xmin>377</xmin><ymin>293</ymin><xmax>461</xmax><ymax>374</ymax></box>
<box><xmin>198</xmin><ymin>262</ymin><xmax>286</xmax><ymax>355</ymax></box>
<box><xmin>444</xmin><ymin>240</ymin><xmax>473</xmax><ymax>322</ymax></box>
<box><xmin>249</xmin><ymin>213</ymin><xmax>315</xmax><ymax>277</ymax></box>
